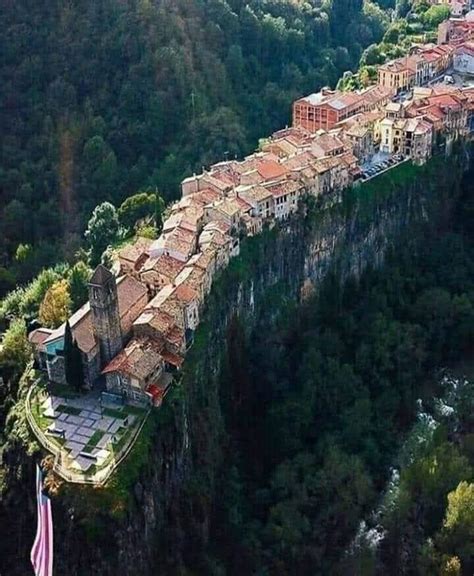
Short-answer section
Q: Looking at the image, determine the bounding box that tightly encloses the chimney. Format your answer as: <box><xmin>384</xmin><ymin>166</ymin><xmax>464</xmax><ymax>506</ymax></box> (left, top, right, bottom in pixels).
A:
<box><xmin>321</xmin><ymin>86</ymin><xmax>334</xmax><ymax>97</ymax></box>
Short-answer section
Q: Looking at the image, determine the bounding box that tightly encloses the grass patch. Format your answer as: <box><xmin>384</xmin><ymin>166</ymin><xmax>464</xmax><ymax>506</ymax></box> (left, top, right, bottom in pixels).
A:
<box><xmin>102</xmin><ymin>407</ymin><xmax>124</xmax><ymax>419</ymax></box>
<box><xmin>58</xmin><ymin>405</ymin><xmax>82</xmax><ymax>416</ymax></box>
<box><xmin>122</xmin><ymin>405</ymin><xmax>146</xmax><ymax>416</ymax></box>
<box><xmin>47</xmin><ymin>382</ymin><xmax>81</xmax><ymax>399</ymax></box>
<box><xmin>82</xmin><ymin>430</ymin><xmax>106</xmax><ymax>454</ymax></box>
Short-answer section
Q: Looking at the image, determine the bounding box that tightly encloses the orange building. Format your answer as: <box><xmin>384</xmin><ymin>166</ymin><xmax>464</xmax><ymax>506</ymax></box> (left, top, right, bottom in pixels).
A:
<box><xmin>377</xmin><ymin>58</ymin><xmax>412</xmax><ymax>92</ymax></box>
<box><xmin>292</xmin><ymin>88</ymin><xmax>364</xmax><ymax>132</ymax></box>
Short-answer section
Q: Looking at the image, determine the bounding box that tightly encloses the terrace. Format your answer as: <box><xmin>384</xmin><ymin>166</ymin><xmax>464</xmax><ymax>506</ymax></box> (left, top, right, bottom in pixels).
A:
<box><xmin>26</xmin><ymin>379</ymin><xmax>150</xmax><ymax>485</ymax></box>
<box><xmin>360</xmin><ymin>152</ymin><xmax>409</xmax><ymax>181</ymax></box>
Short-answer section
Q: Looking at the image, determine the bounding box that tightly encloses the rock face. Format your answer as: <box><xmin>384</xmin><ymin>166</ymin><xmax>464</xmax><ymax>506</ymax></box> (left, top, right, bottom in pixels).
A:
<box><xmin>0</xmin><ymin>151</ymin><xmax>469</xmax><ymax>576</ymax></box>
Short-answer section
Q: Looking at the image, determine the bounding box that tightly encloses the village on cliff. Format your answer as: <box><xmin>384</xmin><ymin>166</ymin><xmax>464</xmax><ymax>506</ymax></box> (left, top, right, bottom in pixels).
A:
<box><xmin>27</xmin><ymin>10</ymin><xmax>474</xmax><ymax>480</ymax></box>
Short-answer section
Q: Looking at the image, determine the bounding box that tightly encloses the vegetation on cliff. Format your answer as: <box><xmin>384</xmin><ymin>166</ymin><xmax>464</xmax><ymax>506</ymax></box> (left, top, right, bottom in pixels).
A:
<box><xmin>200</xmin><ymin>162</ymin><xmax>474</xmax><ymax>575</ymax></box>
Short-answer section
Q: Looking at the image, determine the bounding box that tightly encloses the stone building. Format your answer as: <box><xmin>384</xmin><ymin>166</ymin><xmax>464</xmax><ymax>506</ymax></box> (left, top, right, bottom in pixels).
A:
<box><xmin>29</xmin><ymin>266</ymin><xmax>148</xmax><ymax>387</ymax></box>
<box><xmin>89</xmin><ymin>265</ymin><xmax>123</xmax><ymax>366</ymax></box>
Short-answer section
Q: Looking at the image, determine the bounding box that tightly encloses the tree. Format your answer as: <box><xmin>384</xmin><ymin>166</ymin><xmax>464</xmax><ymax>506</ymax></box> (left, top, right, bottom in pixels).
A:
<box><xmin>68</xmin><ymin>261</ymin><xmax>91</xmax><ymax>311</ymax></box>
<box><xmin>63</xmin><ymin>321</ymin><xmax>84</xmax><ymax>392</ymax></box>
<box><xmin>118</xmin><ymin>192</ymin><xmax>161</xmax><ymax>231</ymax></box>
<box><xmin>155</xmin><ymin>194</ymin><xmax>165</xmax><ymax>233</ymax></box>
<box><xmin>422</xmin><ymin>6</ymin><xmax>450</xmax><ymax>29</ymax></box>
<box><xmin>39</xmin><ymin>279</ymin><xmax>71</xmax><ymax>328</ymax></box>
<box><xmin>440</xmin><ymin>556</ymin><xmax>461</xmax><ymax>576</ymax></box>
<box><xmin>0</xmin><ymin>318</ymin><xmax>31</xmax><ymax>375</ymax></box>
<box><xmin>85</xmin><ymin>202</ymin><xmax>120</xmax><ymax>266</ymax></box>
<box><xmin>361</xmin><ymin>43</ymin><xmax>384</xmax><ymax>66</ymax></box>
<box><xmin>442</xmin><ymin>482</ymin><xmax>474</xmax><ymax>564</ymax></box>
<box><xmin>15</xmin><ymin>243</ymin><xmax>32</xmax><ymax>263</ymax></box>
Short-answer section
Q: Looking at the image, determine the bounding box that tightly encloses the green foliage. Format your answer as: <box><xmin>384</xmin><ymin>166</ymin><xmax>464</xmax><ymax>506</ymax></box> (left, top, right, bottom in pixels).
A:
<box><xmin>442</xmin><ymin>481</ymin><xmax>474</xmax><ymax>566</ymax></box>
<box><xmin>0</xmin><ymin>318</ymin><xmax>30</xmax><ymax>376</ymax></box>
<box><xmin>15</xmin><ymin>243</ymin><xmax>32</xmax><ymax>263</ymax></box>
<box><xmin>38</xmin><ymin>279</ymin><xmax>71</xmax><ymax>328</ymax></box>
<box><xmin>0</xmin><ymin>0</ymin><xmax>389</xmax><ymax>279</ymax></box>
<box><xmin>68</xmin><ymin>261</ymin><xmax>91</xmax><ymax>311</ymax></box>
<box><xmin>0</xmin><ymin>267</ymin><xmax>62</xmax><ymax>324</ymax></box>
<box><xmin>85</xmin><ymin>202</ymin><xmax>120</xmax><ymax>266</ymax></box>
<box><xmin>118</xmin><ymin>191</ymin><xmax>162</xmax><ymax>232</ymax></box>
<box><xmin>421</xmin><ymin>5</ymin><xmax>450</xmax><ymax>28</ymax></box>
<box><xmin>136</xmin><ymin>225</ymin><xmax>158</xmax><ymax>240</ymax></box>
<box><xmin>203</xmin><ymin>162</ymin><xmax>474</xmax><ymax>574</ymax></box>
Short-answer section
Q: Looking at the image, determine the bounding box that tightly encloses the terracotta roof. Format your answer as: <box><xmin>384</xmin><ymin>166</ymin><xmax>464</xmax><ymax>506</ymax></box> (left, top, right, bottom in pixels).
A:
<box><xmin>262</xmin><ymin>138</ymin><xmax>299</xmax><ymax>158</ymax></box>
<box><xmin>174</xmin><ymin>283</ymin><xmax>198</xmax><ymax>304</ymax></box>
<box><xmin>256</xmin><ymin>159</ymin><xmax>288</xmax><ymax>181</ymax></box>
<box><xmin>345</xmin><ymin>124</ymin><xmax>370</xmax><ymax>138</ymax></box>
<box><xmin>45</xmin><ymin>275</ymin><xmax>148</xmax><ymax>355</ymax></box>
<box><xmin>313</xmin><ymin>156</ymin><xmax>343</xmax><ymax>174</ymax></box>
<box><xmin>282</xmin><ymin>151</ymin><xmax>316</xmax><ymax>170</ymax></box>
<box><xmin>311</xmin><ymin>133</ymin><xmax>345</xmax><ymax>156</ymax></box>
<box><xmin>141</xmin><ymin>253</ymin><xmax>185</xmax><ymax>280</ymax></box>
<box><xmin>379</xmin><ymin>58</ymin><xmax>410</xmax><ymax>73</ymax></box>
<box><xmin>208</xmin><ymin>198</ymin><xmax>241</xmax><ymax>218</ymax></box>
<box><xmin>161</xmin><ymin>349</ymin><xmax>184</xmax><ymax>368</ymax></box>
<box><xmin>189</xmin><ymin>188</ymin><xmax>222</xmax><ymax>206</ymax></box>
<box><xmin>186</xmin><ymin>250</ymin><xmax>216</xmax><ymax>272</ymax></box>
<box><xmin>166</xmin><ymin>325</ymin><xmax>185</xmax><ymax>349</ymax></box>
<box><xmin>28</xmin><ymin>327</ymin><xmax>53</xmax><ymax>346</ymax></box>
<box><xmin>238</xmin><ymin>185</ymin><xmax>273</xmax><ymax>204</ymax></box>
<box><xmin>146</xmin><ymin>383</ymin><xmax>165</xmax><ymax>403</ymax></box>
<box><xmin>118</xmin><ymin>237</ymin><xmax>152</xmax><ymax>265</ymax></box>
<box><xmin>359</xmin><ymin>84</ymin><xmax>395</xmax><ymax>105</ymax></box>
<box><xmin>102</xmin><ymin>337</ymin><xmax>164</xmax><ymax>381</ymax></box>
<box><xmin>266</xmin><ymin>179</ymin><xmax>301</xmax><ymax>198</ymax></box>
<box><xmin>235</xmin><ymin>196</ymin><xmax>252</xmax><ymax>212</ymax></box>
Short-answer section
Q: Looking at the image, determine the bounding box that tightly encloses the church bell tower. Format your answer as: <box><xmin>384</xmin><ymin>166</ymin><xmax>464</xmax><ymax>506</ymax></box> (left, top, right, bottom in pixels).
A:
<box><xmin>88</xmin><ymin>264</ymin><xmax>123</xmax><ymax>366</ymax></box>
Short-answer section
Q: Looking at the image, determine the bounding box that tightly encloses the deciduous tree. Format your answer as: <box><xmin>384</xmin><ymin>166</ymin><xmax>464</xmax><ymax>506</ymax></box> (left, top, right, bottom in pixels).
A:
<box><xmin>39</xmin><ymin>279</ymin><xmax>71</xmax><ymax>328</ymax></box>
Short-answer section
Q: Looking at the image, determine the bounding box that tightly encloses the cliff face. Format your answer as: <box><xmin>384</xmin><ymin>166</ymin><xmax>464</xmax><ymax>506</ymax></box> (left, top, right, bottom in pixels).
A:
<box><xmin>0</xmin><ymin>151</ymin><xmax>469</xmax><ymax>576</ymax></box>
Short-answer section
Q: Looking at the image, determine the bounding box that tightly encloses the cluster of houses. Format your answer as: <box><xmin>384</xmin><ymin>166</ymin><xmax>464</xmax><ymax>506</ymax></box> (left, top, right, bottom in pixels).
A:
<box><xmin>28</xmin><ymin>12</ymin><xmax>474</xmax><ymax>407</ymax></box>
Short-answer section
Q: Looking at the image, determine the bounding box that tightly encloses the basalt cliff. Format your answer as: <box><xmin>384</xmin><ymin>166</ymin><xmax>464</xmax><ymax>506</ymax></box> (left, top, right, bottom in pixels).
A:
<box><xmin>0</xmin><ymin>149</ymin><xmax>471</xmax><ymax>576</ymax></box>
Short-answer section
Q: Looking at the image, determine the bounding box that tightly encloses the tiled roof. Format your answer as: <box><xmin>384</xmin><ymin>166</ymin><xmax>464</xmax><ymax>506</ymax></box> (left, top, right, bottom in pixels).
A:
<box><xmin>238</xmin><ymin>184</ymin><xmax>274</xmax><ymax>203</ymax></box>
<box><xmin>118</xmin><ymin>237</ymin><xmax>152</xmax><ymax>265</ymax></box>
<box><xmin>28</xmin><ymin>327</ymin><xmax>53</xmax><ymax>346</ymax></box>
<box><xmin>379</xmin><ymin>58</ymin><xmax>410</xmax><ymax>73</ymax></box>
<box><xmin>141</xmin><ymin>253</ymin><xmax>185</xmax><ymax>281</ymax></box>
<box><xmin>174</xmin><ymin>283</ymin><xmax>198</xmax><ymax>304</ymax></box>
<box><xmin>311</xmin><ymin>133</ymin><xmax>345</xmax><ymax>156</ymax></box>
<box><xmin>45</xmin><ymin>274</ymin><xmax>148</xmax><ymax>354</ymax></box>
<box><xmin>209</xmin><ymin>198</ymin><xmax>241</xmax><ymax>218</ymax></box>
<box><xmin>189</xmin><ymin>188</ymin><xmax>222</xmax><ymax>206</ymax></box>
<box><xmin>161</xmin><ymin>349</ymin><xmax>184</xmax><ymax>368</ymax></box>
<box><xmin>256</xmin><ymin>159</ymin><xmax>289</xmax><ymax>181</ymax></box>
<box><xmin>266</xmin><ymin>179</ymin><xmax>301</xmax><ymax>198</ymax></box>
<box><xmin>102</xmin><ymin>337</ymin><xmax>164</xmax><ymax>381</ymax></box>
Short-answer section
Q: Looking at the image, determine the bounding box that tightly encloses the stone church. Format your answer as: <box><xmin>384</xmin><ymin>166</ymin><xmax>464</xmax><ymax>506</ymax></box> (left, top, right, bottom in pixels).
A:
<box><xmin>29</xmin><ymin>265</ymin><xmax>149</xmax><ymax>388</ymax></box>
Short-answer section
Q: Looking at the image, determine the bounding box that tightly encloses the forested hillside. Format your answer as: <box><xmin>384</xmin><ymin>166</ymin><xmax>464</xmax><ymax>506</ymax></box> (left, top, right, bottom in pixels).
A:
<box><xmin>0</xmin><ymin>0</ymin><xmax>389</xmax><ymax>290</ymax></box>
<box><xmin>207</xmin><ymin>163</ymin><xmax>474</xmax><ymax>575</ymax></box>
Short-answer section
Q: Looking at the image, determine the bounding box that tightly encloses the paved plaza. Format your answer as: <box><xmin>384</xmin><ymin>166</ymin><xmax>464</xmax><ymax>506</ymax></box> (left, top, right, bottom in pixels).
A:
<box><xmin>38</xmin><ymin>391</ymin><xmax>143</xmax><ymax>474</ymax></box>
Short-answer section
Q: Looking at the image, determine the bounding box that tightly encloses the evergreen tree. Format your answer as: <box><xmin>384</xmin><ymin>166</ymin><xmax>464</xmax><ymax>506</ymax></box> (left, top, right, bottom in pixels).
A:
<box><xmin>85</xmin><ymin>202</ymin><xmax>120</xmax><ymax>266</ymax></box>
<box><xmin>64</xmin><ymin>321</ymin><xmax>84</xmax><ymax>392</ymax></box>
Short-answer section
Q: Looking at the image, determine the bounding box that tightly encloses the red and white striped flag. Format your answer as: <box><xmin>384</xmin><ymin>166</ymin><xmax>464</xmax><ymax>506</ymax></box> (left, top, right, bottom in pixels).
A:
<box><xmin>31</xmin><ymin>464</ymin><xmax>53</xmax><ymax>576</ymax></box>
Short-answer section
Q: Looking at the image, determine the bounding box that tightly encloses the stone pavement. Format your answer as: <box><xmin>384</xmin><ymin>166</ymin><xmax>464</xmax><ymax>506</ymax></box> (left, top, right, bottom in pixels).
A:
<box><xmin>40</xmin><ymin>392</ymin><xmax>140</xmax><ymax>473</ymax></box>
